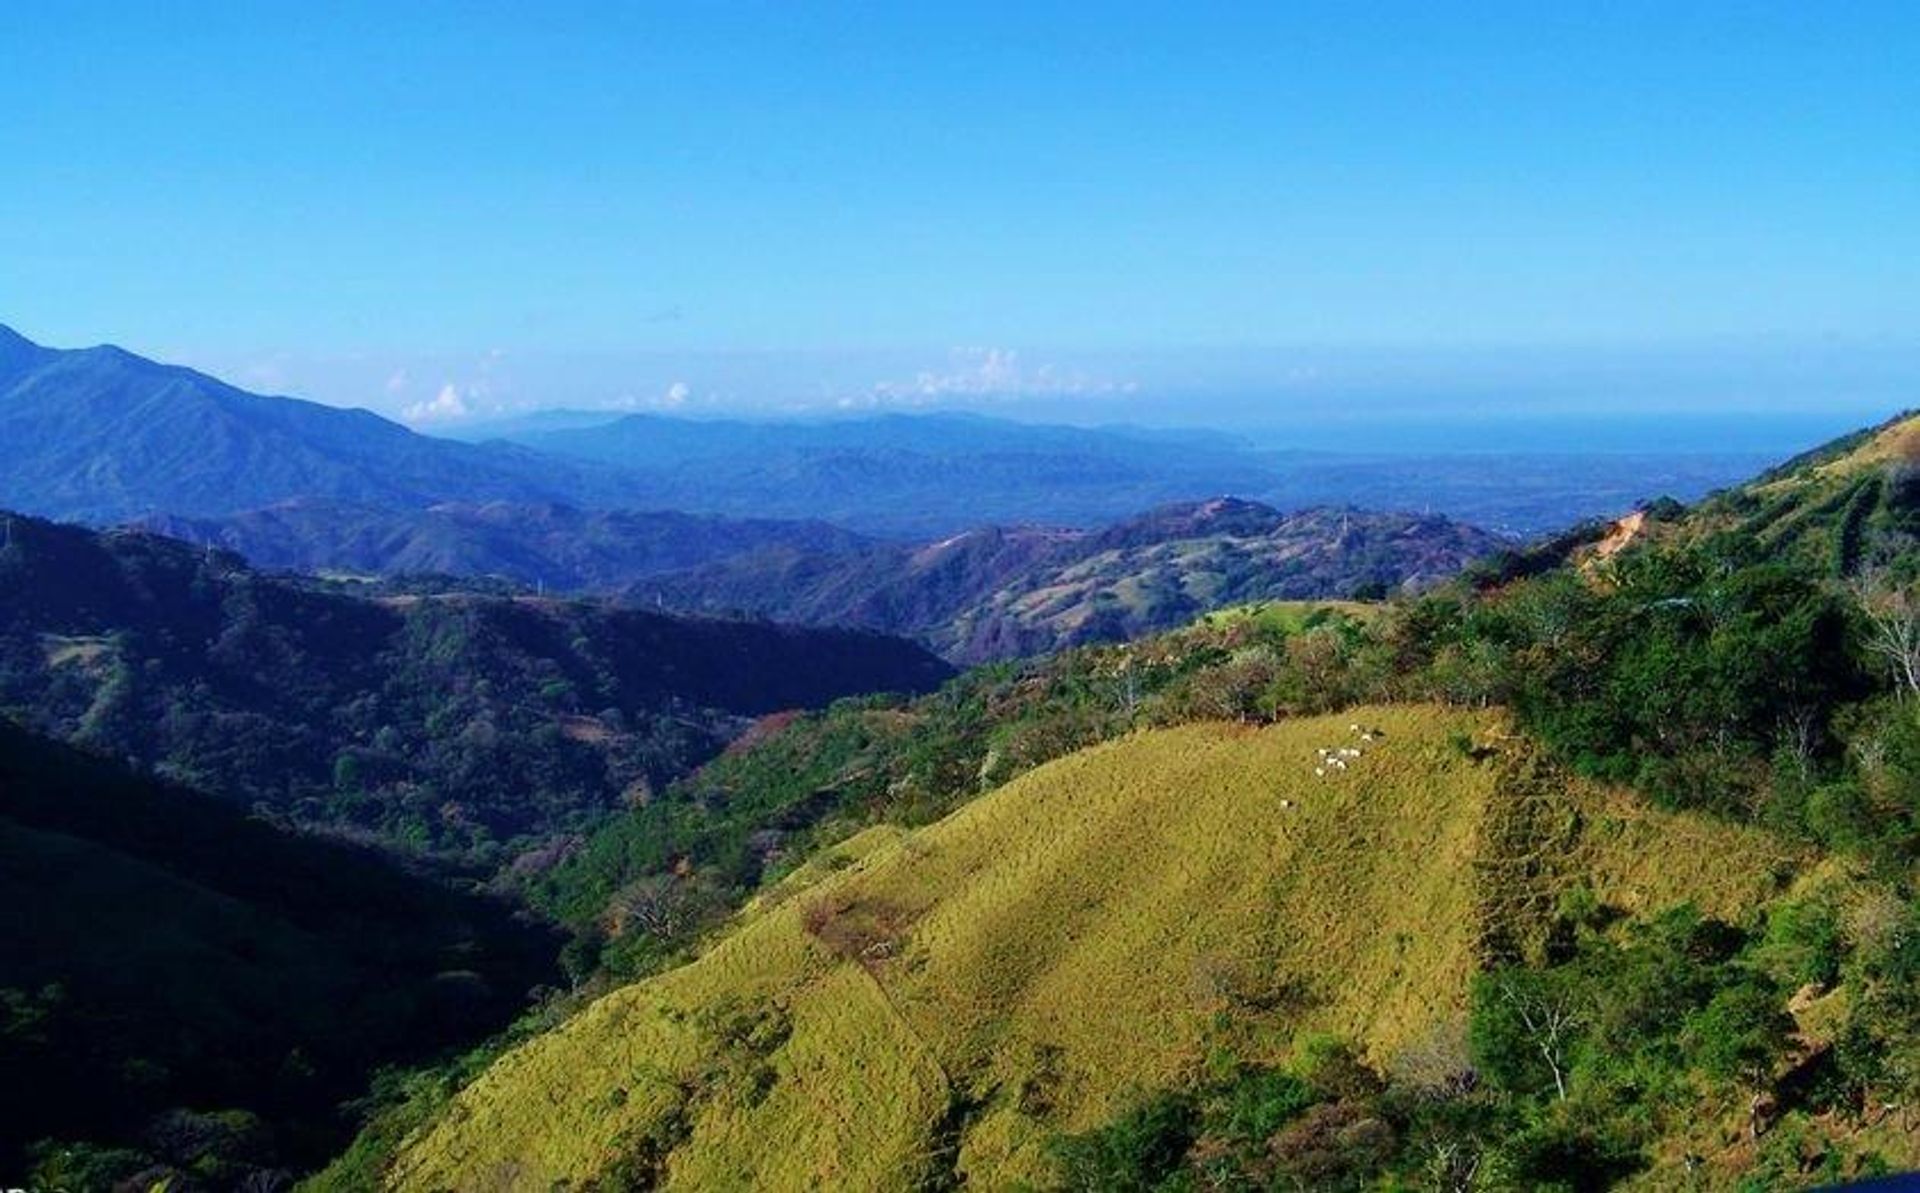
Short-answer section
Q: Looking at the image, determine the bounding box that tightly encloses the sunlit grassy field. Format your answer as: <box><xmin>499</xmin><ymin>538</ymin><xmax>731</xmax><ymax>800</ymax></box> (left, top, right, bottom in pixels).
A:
<box><xmin>382</xmin><ymin>705</ymin><xmax>1794</xmax><ymax>1191</ymax></box>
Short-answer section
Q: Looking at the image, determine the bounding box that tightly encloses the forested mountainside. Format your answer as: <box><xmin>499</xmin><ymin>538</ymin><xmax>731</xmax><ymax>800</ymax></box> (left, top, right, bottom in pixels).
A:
<box><xmin>0</xmin><ymin>512</ymin><xmax>950</xmax><ymax>865</ymax></box>
<box><xmin>0</xmin><ymin>719</ymin><xmax>556</xmax><ymax>1186</ymax></box>
<box><xmin>151</xmin><ymin>495</ymin><xmax>1502</xmax><ymax>665</ymax></box>
<box><xmin>1679</xmin><ymin>409</ymin><xmax>1920</xmax><ymax>576</ymax></box>
<box><xmin>0</xmin><ymin>326</ymin><xmax>624</xmax><ymax>521</ymax></box>
<box><xmin>317</xmin><ymin>414</ymin><xmax>1920</xmax><ymax>1191</ymax></box>
<box><xmin>642</xmin><ymin>499</ymin><xmax>1504</xmax><ymax>662</ymax></box>
<box><xmin>137</xmin><ymin>500</ymin><xmax>873</xmax><ymax>590</ymax></box>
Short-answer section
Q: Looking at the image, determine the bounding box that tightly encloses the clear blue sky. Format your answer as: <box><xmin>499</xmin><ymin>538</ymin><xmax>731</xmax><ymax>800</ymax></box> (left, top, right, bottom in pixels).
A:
<box><xmin>1</xmin><ymin>3</ymin><xmax>1914</xmax><ymax>435</ymax></box>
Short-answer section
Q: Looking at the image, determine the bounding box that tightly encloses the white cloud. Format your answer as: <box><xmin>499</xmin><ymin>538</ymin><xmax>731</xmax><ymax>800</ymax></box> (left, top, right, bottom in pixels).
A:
<box><xmin>610</xmin><ymin>380</ymin><xmax>694</xmax><ymax>411</ymax></box>
<box><xmin>864</xmin><ymin>347</ymin><xmax>1138</xmax><ymax>407</ymax></box>
<box><xmin>402</xmin><ymin>382</ymin><xmax>471</xmax><ymax>424</ymax></box>
<box><xmin>390</xmin><ymin>351</ymin><xmax>516</xmax><ymax>423</ymax></box>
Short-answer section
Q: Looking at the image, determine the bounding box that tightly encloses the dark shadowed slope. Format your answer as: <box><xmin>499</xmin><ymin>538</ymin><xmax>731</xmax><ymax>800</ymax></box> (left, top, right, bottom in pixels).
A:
<box><xmin>0</xmin><ymin>717</ymin><xmax>557</xmax><ymax>1182</ymax></box>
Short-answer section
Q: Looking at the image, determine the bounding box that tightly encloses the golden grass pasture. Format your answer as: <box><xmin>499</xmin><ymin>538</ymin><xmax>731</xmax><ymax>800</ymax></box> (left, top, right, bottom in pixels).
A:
<box><xmin>39</xmin><ymin>633</ymin><xmax>114</xmax><ymax>668</ymax></box>
<box><xmin>388</xmin><ymin>706</ymin><xmax>1793</xmax><ymax>1192</ymax></box>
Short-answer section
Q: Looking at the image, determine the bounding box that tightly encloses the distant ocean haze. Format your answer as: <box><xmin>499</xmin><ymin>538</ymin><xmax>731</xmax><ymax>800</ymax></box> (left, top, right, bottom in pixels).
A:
<box><xmin>1238</xmin><ymin>409</ymin><xmax>1884</xmax><ymax>456</ymax></box>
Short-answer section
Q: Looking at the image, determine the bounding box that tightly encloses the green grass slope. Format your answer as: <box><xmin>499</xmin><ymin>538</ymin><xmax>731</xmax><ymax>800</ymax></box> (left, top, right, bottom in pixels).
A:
<box><xmin>376</xmin><ymin>706</ymin><xmax>1791</xmax><ymax>1191</ymax></box>
<box><xmin>1652</xmin><ymin>410</ymin><xmax>1920</xmax><ymax>577</ymax></box>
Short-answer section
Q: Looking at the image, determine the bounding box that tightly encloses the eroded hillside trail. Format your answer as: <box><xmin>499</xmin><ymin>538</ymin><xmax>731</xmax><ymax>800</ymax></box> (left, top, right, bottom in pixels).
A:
<box><xmin>1587</xmin><ymin>508</ymin><xmax>1647</xmax><ymax>564</ymax></box>
<box><xmin>1470</xmin><ymin>736</ymin><xmax>1586</xmax><ymax>966</ymax></box>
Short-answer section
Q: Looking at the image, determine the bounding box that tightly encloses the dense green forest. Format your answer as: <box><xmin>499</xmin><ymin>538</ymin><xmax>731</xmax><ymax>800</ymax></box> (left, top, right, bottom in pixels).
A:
<box><xmin>0</xmin><ymin>512</ymin><xmax>950</xmax><ymax>866</ymax></box>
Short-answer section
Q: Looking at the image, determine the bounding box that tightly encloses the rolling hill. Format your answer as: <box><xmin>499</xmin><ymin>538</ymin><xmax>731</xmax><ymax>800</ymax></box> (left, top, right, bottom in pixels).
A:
<box><xmin>364</xmin><ymin>707</ymin><xmax>1797</xmax><ymax>1190</ymax></box>
<box><xmin>639</xmin><ymin>498</ymin><xmax>1504</xmax><ymax>662</ymax></box>
<box><xmin>314</xmin><ymin>410</ymin><xmax>1920</xmax><ymax>1191</ymax></box>
<box><xmin>0</xmin><ymin>718</ymin><xmax>555</xmax><ymax>1183</ymax></box>
<box><xmin>0</xmin><ymin>511</ymin><xmax>950</xmax><ymax>862</ymax></box>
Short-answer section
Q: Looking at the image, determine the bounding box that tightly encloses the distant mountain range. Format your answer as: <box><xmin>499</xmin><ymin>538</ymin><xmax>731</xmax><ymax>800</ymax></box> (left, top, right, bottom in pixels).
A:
<box><xmin>493</xmin><ymin>410</ymin><xmax>1275</xmax><ymax>534</ymax></box>
<box><xmin>0</xmin><ymin>326</ymin><xmax>1268</xmax><ymax>533</ymax></box>
<box><xmin>1</xmin><ymin>324</ymin><xmax>1770</xmax><ymax>539</ymax></box>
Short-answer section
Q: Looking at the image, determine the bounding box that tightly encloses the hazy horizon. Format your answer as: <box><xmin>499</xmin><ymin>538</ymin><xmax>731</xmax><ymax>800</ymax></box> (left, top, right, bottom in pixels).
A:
<box><xmin>4</xmin><ymin>318</ymin><xmax>1909</xmax><ymax>459</ymax></box>
<box><xmin>5</xmin><ymin>4</ymin><xmax>1911</xmax><ymax>450</ymax></box>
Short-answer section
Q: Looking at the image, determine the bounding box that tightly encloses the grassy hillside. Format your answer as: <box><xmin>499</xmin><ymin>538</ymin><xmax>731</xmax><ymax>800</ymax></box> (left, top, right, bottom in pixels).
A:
<box><xmin>1602</xmin><ymin>410</ymin><xmax>1920</xmax><ymax>579</ymax></box>
<box><xmin>0</xmin><ymin>718</ymin><xmax>555</xmax><ymax>1185</ymax></box>
<box><xmin>518</xmin><ymin>599</ymin><xmax>1381</xmax><ymax>976</ymax></box>
<box><xmin>366</xmin><ymin>707</ymin><xmax>1796</xmax><ymax>1191</ymax></box>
